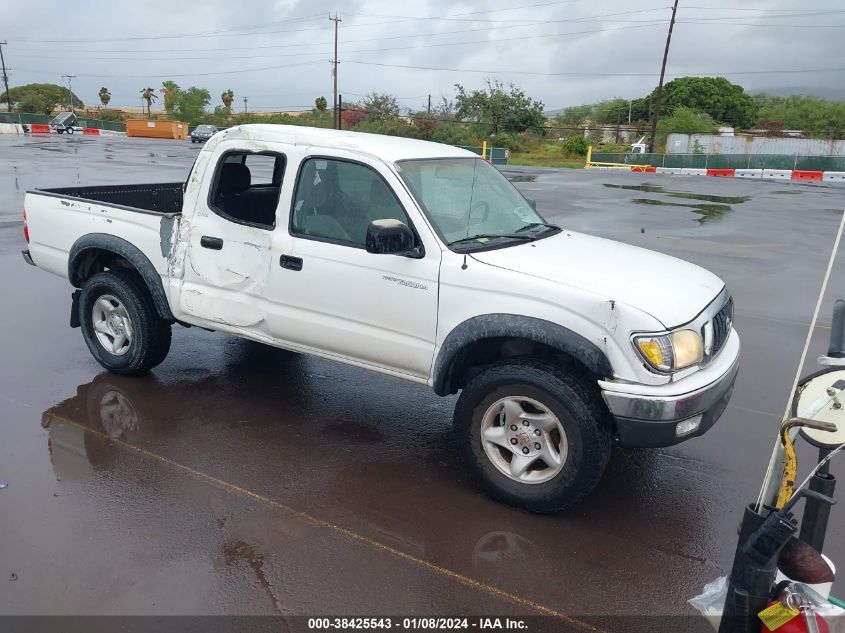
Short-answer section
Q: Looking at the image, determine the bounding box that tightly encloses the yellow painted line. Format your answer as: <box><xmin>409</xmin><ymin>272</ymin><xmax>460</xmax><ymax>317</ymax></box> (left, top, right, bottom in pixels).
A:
<box><xmin>48</xmin><ymin>413</ymin><xmax>607</xmax><ymax>633</ymax></box>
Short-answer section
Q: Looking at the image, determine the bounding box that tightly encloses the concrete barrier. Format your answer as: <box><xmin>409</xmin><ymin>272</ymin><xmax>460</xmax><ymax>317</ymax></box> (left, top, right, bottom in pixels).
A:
<box><xmin>630</xmin><ymin>165</ymin><xmax>656</xmax><ymax>173</ymax></box>
<box><xmin>83</xmin><ymin>128</ymin><xmax>101</xmax><ymax>136</ymax></box>
<box><xmin>655</xmin><ymin>167</ymin><xmax>683</xmax><ymax>174</ymax></box>
<box><xmin>30</xmin><ymin>123</ymin><xmax>51</xmax><ymax>134</ymax></box>
<box><xmin>680</xmin><ymin>168</ymin><xmax>708</xmax><ymax>176</ymax></box>
<box><xmin>707</xmin><ymin>168</ymin><xmax>735</xmax><ymax>177</ymax></box>
<box><xmin>98</xmin><ymin>129</ymin><xmax>126</xmax><ymax>137</ymax></box>
<box><xmin>822</xmin><ymin>172</ymin><xmax>845</xmax><ymax>182</ymax></box>
<box><xmin>792</xmin><ymin>170</ymin><xmax>823</xmax><ymax>181</ymax></box>
<box><xmin>762</xmin><ymin>169</ymin><xmax>793</xmax><ymax>180</ymax></box>
<box><xmin>735</xmin><ymin>169</ymin><xmax>763</xmax><ymax>178</ymax></box>
<box><xmin>0</xmin><ymin>123</ymin><xmax>24</xmax><ymax>135</ymax></box>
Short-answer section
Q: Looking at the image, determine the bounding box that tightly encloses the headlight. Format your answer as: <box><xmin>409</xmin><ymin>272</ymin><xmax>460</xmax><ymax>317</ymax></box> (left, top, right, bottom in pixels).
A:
<box><xmin>634</xmin><ymin>329</ymin><xmax>703</xmax><ymax>372</ymax></box>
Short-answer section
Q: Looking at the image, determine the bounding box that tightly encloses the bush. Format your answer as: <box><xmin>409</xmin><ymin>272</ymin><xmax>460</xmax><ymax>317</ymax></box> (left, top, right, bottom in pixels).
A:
<box><xmin>562</xmin><ymin>135</ymin><xmax>589</xmax><ymax>156</ymax></box>
<box><xmin>429</xmin><ymin>121</ymin><xmax>481</xmax><ymax>146</ymax></box>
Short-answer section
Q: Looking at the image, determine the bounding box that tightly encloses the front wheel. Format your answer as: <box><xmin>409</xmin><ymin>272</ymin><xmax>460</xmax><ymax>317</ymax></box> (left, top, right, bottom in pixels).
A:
<box><xmin>454</xmin><ymin>359</ymin><xmax>612</xmax><ymax>513</ymax></box>
<box><xmin>79</xmin><ymin>271</ymin><xmax>172</xmax><ymax>375</ymax></box>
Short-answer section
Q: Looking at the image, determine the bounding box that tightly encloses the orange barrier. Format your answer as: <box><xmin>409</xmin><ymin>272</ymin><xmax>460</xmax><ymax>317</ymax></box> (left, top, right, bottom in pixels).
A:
<box><xmin>83</xmin><ymin>128</ymin><xmax>101</xmax><ymax>136</ymax></box>
<box><xmin>792</xmin><ymin>170</ymin><xmax>823</xmax><ymax>181</ymax></box>
<box><xmin>707</xmin><ymin>168</ymin><xmax>735</xmax><ymax>177</ymax></box>
<box><xmin>631</xmin><ymin>165</ymin><xmax>657</xmax><ymax>173</ymax></box>
<box><xmin>30</xmin><ymin>123</ymin><xmax>51</xmax><ymax>134</ymax></box>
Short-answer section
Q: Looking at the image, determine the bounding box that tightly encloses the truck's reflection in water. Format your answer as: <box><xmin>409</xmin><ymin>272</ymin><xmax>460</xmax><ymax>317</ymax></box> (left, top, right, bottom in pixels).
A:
<box><xmin>41</xmin><ymin>344</ymin><xmax>541</xmax><ymax>590</ymax></box>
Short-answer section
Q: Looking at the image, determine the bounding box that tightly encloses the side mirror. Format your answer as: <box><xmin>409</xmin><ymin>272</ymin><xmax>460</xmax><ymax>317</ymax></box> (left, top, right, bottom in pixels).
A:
<box><xmin>365</xmin><ymin>219</ymin><xmax>421</xmax><ymax>257</ymax></box>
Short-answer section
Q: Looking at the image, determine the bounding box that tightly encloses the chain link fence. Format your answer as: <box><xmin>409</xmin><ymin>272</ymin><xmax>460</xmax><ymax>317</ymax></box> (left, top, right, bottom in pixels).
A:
<box><xmin>5</xmin><ymin>112</ymin><xmax>126</xmax><ymax>132</ymax></box>
<box><xmin>590</xmin><ymin>152</ymin><xmax>845</xmax><ymax>172</ymax></box>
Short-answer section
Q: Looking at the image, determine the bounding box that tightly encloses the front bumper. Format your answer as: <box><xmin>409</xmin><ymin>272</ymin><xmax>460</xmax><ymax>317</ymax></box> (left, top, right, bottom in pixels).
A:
<box><xmin>601</xmin><ymin>332</ymin><xmax>740</xmax><ymax>448</ymax></box>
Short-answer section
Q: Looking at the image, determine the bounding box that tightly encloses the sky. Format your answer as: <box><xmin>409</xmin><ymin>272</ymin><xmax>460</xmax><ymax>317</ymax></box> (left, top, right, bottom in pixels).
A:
<box><xmin>2</xmin><ymin>0</ymin><xmax>844</xmax><ymax>113</ymax></box>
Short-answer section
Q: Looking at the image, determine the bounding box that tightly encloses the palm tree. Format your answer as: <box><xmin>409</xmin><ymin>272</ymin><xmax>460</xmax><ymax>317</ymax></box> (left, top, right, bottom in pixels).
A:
<box><xmin>221</xmin><ymin>89</ymin><xmax>234</xmax><ymax>112</ymax></box>
<box><xmin>140</xmin><ymin>87</ymin><xmax>157</xmax><ymax>118</ymax></box>
<box><xmin>98</xmin><ymin>87</ymin><xmax>111</xmax><ymax>108</ymax></box>
<box><xmin>160</xmin><ymin>80</ymin><xmax>180</xmax><ymax>113</ymax></box>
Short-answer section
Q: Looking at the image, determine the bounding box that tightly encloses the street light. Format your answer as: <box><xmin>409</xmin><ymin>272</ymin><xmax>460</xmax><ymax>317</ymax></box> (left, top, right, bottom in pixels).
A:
<box><xmin>61</xmin><ymin>74</ymin><xmax>76</xmax><ymax>112</ymax></box>
<box><xmin>243</xmin><ymin>96</ymin><xmax>248</xmax><ymax>113</ymax></box>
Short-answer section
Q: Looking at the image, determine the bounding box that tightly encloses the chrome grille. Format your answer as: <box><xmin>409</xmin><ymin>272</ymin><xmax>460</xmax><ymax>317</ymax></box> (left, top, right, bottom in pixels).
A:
<box><xmin>711</xmin><ymin>296</ymin><xmax>733</xmax><ymax>357</ymax></box>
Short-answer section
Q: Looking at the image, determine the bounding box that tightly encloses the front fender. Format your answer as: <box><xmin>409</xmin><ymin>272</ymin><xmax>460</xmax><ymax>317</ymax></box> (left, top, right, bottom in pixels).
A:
<box><xmin>431</xmin><ymin>313</ymin><xmax>613</xmax><ymax>396</ymax></box>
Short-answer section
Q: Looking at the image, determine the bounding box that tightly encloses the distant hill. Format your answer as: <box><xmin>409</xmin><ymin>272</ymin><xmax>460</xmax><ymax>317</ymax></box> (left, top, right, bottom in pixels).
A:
<box><xmin>749</xmin><ymin>85</ymin><xmax>845</xmax><ymax>101</ymax></box>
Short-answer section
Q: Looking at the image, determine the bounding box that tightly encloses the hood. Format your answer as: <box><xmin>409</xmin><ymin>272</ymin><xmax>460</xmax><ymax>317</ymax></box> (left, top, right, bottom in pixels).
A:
<box><xmin>471</xmin><ymin>231</ymin><xmax>724</xmax><ymax>328</ymax></box>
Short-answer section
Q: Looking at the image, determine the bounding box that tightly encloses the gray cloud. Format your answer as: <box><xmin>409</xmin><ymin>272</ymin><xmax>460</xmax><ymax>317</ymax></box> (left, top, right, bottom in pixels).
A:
<box><xmin>3</xmin><ymin>0</ymin><xmax>844</xmax><ymax>112</ymax></box>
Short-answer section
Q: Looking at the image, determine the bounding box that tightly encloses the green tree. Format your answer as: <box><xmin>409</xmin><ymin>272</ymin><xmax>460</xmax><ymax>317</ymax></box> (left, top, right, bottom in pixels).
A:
<box><xmin>221</xmin><ymin>89</ymin><xmax>234</xmax><ymax>112</ymax></box>
<box><xmin>562</xmin><ymin>135</ymin><xmax>589</xmax><ymax>156</ymax></box>
<box><xmin>140</xmin><ymin>87</ymin><xmax>157</xmax><ymax>117</ymax></box>
<box><xmin>160</xmin><ymin>80</ymin><xmax>181</xmax><ymax>113</ymax></box>
<box><xmin>0</xmin><ymin>83</ymin><xmax>82</xmax><ymax>115</ymax></box>
<box><xmin>454</xmin><ymin>79</ymin><xmax>546</xmax><ymax>136</ymax></box>
<box><xmin>361</xmin><ymin>92</ymin><xmax>400</xmax><ymax>120</ymax></box>
<box><xmin>175</xmin><ymin>86</ymin><xmax>211</xmax><ymax>123</ymax></box>
<box><xmin>98</xmin><ymin>87</ymin><xmax>111</xmax><ymax>108</ymax></box>
<box><xmin>649</xmin><ymin>76</ymin><xmax>757</xmax><ymax>128</ymax></box>
<box><xmin>755</xmin><ymin>94</ymin><xmax>845</xmax><ymax>139</ymax></box>
<box><xmin>656</xmin><ymin>106</ymin><xmax>715</xmax><ymax>139</ymax></box>
<box><xmin>315</xmin><ymin>96</ymin><xmax>328</xmax><ymax>112</ymax></box>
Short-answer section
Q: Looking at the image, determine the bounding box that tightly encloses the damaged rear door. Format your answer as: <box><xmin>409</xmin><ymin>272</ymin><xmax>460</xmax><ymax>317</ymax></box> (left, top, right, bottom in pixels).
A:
<box><xmin>179</xmin><ymin>148</ymin><xmax>285</xmax><ymax>330</ymax></box>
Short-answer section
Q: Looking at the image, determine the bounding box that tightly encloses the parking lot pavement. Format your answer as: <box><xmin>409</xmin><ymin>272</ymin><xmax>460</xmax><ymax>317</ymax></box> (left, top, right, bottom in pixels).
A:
<box><xmin>1</xmin><ymin>134</ymin><xmax>843</xmax><ymax>627</ymax></box>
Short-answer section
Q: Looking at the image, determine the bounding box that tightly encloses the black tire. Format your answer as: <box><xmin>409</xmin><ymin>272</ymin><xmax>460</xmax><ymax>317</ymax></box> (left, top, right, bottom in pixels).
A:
<box><xmin>454</xmin><ymin>359</ymin><xmax>612</xmax><ymax>513</ymax></box>
<box><xmin>66</xmin><ymin>127</ymin><xmax>74</xmax><ymax>135</ymax></box>
<box><xmin>79</xmin><ymin>271</ymin><xmax>172</xmax><ymax>375</ymax></box>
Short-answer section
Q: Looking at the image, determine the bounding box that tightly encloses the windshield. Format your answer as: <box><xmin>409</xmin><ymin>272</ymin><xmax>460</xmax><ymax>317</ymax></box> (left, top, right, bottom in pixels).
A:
<box><xmin>196</xmin><ymin>125</ymin><xmax>215</xmax><ymax>132</ymax></box>
<box><xmin>397</xmin><ymin>158</ymin><xmax>550</xmax><ymax>249</ymax></box>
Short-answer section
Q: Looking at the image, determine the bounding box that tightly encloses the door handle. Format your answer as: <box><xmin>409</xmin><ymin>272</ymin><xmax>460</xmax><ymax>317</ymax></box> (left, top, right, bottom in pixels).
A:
<box><xmin>200</xmin><ymin>236</ymin><xmax>223</xmax><ymax>250</ymax></box>
<box><xmin>279</xmin><ymin>255</ymin><xmax>303</xmax><ymax>271</ymax></box>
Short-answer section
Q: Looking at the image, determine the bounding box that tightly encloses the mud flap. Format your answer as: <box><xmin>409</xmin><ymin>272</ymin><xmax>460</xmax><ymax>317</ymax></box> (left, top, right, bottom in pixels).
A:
<box><xmin>70</xmin><ymin>290</ymin><xmax>81</xmax><ymax>328</ymax></box>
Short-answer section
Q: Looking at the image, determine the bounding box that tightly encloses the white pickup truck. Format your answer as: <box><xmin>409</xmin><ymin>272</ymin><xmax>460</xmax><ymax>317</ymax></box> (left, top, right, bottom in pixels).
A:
<box><xmin>22</xmin><ymin>124</ymin><xmax>740</xmax><ymax>512</ymax></box>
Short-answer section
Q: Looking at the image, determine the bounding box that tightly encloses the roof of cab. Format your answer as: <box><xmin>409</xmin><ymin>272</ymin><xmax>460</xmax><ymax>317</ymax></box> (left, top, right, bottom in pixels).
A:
<box><xmin>208</xmin><ymin>124</ymin><xmax>477</xmax><ymax>163</ymax></box>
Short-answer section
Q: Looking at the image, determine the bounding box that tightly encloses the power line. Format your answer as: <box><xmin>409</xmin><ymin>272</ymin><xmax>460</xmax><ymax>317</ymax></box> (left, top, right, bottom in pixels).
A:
<box><xmin>343</xmin><ymin>60</ymin><xmax>845</xmax><ymax>77</ymax></box>
<box><xmin>10</xmin><ymin>7</ymin><xmax>674</xmax><ymax>56</ymax></box>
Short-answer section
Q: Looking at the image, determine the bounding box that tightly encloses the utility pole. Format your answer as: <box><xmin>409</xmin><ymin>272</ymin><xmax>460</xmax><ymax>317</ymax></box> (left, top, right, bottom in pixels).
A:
<box><xmin>330</xmin><ymin>13</ymin><xmax>342</xmax><ymax>130</ymax></box>
<box><xmin>0</xmin><ymin>41</ymin><xmax>11</xmax><ymax>112</ymax></box>
<box><xmin>648</xmin><ymin>0</ymin><xmax>679</xmax><ymax>152</ymax></box>
<box><xmin>427</xmin><ymin>94</ymin><xmax>431</xmax><ymax>115</ymax></box>
<box><xmin>61</xmin><ymin>74</ymin><xmax>76</xmax><ymax>112</ymax></box>
<box><xmin>243</xmin><ymin>96</ymin><xmax>248</xmax><ymax>113</ymax></box>
<box><xmin>338</xmin><ymin>93</ymin><xmax>343</xmax><ymax>129</ymax></box>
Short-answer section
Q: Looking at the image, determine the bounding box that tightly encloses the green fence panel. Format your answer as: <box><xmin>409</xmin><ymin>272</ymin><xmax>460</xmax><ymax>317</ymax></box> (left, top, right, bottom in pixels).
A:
<box><xmin>592</xmin><ymin>151</ymin><xmax>845</xmax><ymax>172</ymax></box>
<box><xmin>456</xmin><ymin>145</ymin><xmax>508</xmax><ymax>165</ymax></box>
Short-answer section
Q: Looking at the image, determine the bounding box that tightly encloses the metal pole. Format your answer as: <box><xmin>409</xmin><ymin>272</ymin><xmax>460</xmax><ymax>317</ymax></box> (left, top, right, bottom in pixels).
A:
<box><xmin>243</xmin><ymin>96</ymin><xmax>248</xmax><ymax>113</ymax></box>
<box><xmin>330</xmin><ymin>13</ymin><xmax>342</xmax><ymax>130</ymax></box>
<box><xmin>62</xmin><ymin>74</ymin><xmax>76</xmax><ymax>112</ymax></box>
<box><xmin>0</xmin><ymin>41</ymin><xmax>11</xmax><ymax>112</ymax></box>
<box><xmin>427</xmin><ymin>94</ymin><xmax>431</xmax><ymax>115</ymax></box>
<box><xmin>338</xmin><ymin>93</ymin><xmax>342</xmax><ymax>129</ymax></box>
<box><xmin>648</xmin><ymin>0</ymin><xmax>679</xmax><ymax>152</ymax></box>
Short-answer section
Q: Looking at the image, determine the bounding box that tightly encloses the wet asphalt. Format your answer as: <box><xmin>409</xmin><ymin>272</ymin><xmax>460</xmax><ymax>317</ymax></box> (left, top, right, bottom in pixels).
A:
<box><xmin>1</xmin><ymin>134</ymin><xmax>844</xmax><ymax>630</ymax></box>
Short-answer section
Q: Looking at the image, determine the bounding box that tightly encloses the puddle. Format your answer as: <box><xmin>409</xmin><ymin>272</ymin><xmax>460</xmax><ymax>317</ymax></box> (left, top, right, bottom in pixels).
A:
<box><xmin>772</xmin><ymin>190</ymin><xmax>802</xmax><ymax>195</ymax></box>
<box><xmin>603</xmin><ymin>183</ymin><xmax>751</xmax><ymax>204</ymax></box>
<box><xmin>632</xmin><ymin>198</ymin><xmax>732</xmax><ymax>223</ymax></box>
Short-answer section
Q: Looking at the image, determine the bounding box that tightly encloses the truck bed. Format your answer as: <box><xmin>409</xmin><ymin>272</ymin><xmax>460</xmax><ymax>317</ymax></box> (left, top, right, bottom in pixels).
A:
<box><xmin>37</xmin><ymin>182</ymin><xmax>184</xmax><ymax>216</ymax></box>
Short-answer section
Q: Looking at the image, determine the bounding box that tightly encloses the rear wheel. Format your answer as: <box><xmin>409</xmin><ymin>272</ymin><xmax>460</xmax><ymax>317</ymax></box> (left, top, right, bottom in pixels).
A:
<box><xmin>79</xmin><ymin>271</ymin><xmax>171</xmax><ymax>375</ymax></box>
<box><xmin>454</xmin><ymin>359</ymin><xmax>612</xmax><ymax>513</ymax></box>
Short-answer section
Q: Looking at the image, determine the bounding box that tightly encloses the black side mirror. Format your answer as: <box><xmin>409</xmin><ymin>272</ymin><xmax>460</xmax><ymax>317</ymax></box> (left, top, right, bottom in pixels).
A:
<box><xmin>366</xmin><ymin>220</ymin><xmax>422</xmax><ymax>257</ymax></box>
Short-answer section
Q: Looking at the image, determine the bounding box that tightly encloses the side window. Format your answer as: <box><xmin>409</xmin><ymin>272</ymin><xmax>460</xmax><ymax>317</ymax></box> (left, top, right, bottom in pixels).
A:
<box><xmin>209</xmin><ymin>151</ymin><xmax>285</xmax><ymax>229</ymax></box>
<box><xmin>290</xmin><ymin>158</ymin><xmax>408</xmax><ymax>247</ymax></box>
